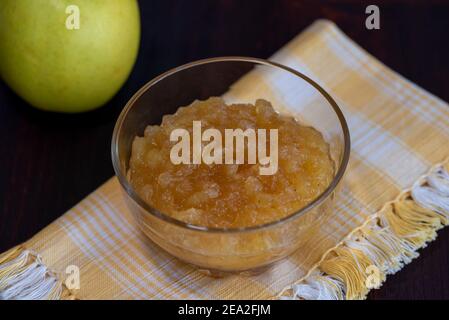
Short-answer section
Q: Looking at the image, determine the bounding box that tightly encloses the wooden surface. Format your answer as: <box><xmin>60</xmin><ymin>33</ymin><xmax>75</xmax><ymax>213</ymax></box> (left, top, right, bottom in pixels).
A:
<box><xmin>1</xmin><ymin>0</ymin><xmax>449</xmax><ymax>299</ymax></box>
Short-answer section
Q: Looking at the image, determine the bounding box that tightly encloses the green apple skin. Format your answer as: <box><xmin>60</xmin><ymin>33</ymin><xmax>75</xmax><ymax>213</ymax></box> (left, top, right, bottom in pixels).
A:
<box><xmin>0</xmin><ymin>0</ymin><xmax>140</xmax><ymax>113</ymax></box>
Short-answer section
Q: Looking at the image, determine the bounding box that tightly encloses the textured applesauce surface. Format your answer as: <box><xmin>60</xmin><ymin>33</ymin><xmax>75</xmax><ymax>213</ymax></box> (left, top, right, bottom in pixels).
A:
<box><xmin>129</xmin><ymin>98</ymin><xmax>334</xmax><ymax>228</ymax></box>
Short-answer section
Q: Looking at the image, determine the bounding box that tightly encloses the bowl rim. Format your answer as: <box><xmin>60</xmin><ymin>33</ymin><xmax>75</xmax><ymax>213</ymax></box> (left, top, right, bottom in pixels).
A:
<box><xmin>111</xmin><ymin>56</ymin><xmax>351</xmax><ymax>233</ymax></box>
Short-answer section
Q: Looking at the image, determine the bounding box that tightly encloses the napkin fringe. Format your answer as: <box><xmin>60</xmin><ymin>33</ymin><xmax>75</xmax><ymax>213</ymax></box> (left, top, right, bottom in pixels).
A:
<box><xmin>0</xmin><ymin>246</ymin><xmax>74</xmax><ymax>300</ymax></box>
<box><xmin>279</xmin><ymin>159</ymin><xmax>449</xmax><ymax>300</ymax></box>
<box><xmin>2</xmin><ymin>160</ymin><xmax>449</xmax><ymax>300</ymax></box>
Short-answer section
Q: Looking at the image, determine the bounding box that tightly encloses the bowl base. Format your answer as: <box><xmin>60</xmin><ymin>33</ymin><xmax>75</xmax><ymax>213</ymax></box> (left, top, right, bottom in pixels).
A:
<box><xmin>195</xmin><ymin>263</ymin><xmax>276</xmax><ymax>278</ymax></box>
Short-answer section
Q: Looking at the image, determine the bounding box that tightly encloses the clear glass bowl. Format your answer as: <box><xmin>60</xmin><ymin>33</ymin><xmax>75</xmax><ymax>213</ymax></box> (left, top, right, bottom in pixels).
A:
<box><xmin>111</xmin><ymin>57</ymin><xmax>350</xmax><ymax>276</ymax></box>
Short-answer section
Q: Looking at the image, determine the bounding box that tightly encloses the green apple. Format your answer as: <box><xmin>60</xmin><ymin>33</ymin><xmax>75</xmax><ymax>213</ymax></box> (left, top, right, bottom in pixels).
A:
<box><xmin>0</xmin><ymin>0</ymin><xmax>140</xmax><ymax>113</ymax></box>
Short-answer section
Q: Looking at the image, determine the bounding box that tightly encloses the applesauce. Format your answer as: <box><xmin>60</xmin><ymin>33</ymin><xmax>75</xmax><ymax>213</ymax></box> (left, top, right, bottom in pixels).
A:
<box><xmin>128</xmin><ymin>97</ymin><xmax>334</xmax><ymax>229</ymax></box>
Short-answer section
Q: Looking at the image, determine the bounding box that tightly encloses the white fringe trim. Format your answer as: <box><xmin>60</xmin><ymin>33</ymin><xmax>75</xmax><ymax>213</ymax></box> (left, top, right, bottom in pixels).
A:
<box><xmin>0</xmin><ymin>247</ymin><xmax>70</xmax><ymax>300</ymax></box>
<box><xmin>278</xmin><ymin>160</ymin><xmax>449</xmax><ymax>300</ymax></box>
<box><xmin>1</xmin><ymin>161</ymin><xmax>448</xmax><ymax>300</ymax></box>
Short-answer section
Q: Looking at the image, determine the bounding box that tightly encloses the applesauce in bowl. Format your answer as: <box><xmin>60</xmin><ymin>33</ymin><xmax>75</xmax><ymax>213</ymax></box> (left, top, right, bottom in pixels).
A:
<box><xmin>129</xmin><ymin>98</ymin><xmax>335</xmax><ymax>229</ymax></box>
<box><xmin>112</xmin><ymin>57</ymin><xmax>350</xmax><ymax>275</ymax></box>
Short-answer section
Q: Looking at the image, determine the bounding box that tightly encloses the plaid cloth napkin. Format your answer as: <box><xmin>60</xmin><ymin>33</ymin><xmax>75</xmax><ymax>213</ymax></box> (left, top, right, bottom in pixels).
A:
<box><xmin>1</xmin><ymin>20</ymin><xmax>449</xmax><ymax>300</ymax></box>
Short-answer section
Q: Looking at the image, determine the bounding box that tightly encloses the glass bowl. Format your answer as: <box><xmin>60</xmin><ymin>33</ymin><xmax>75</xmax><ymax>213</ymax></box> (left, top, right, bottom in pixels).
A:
<box><xmin>111</xmin><ymin>57</ymin><xmax>350</xmax><ymax>276</ymax></box>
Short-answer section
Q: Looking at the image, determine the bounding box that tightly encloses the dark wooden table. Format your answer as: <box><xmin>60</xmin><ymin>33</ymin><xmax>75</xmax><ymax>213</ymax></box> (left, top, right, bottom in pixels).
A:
<box><xmin>1</xmin><ymin>0</ymin><xmax>449</xmax><ymax>300</ymax></box>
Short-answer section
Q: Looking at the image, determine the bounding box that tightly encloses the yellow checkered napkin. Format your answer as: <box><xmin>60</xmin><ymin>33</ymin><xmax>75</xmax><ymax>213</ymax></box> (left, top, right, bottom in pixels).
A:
<box><xmin>1</xmin><ymin>20</ymin><xmax>449</xmax><ymax>300</ymax></box>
